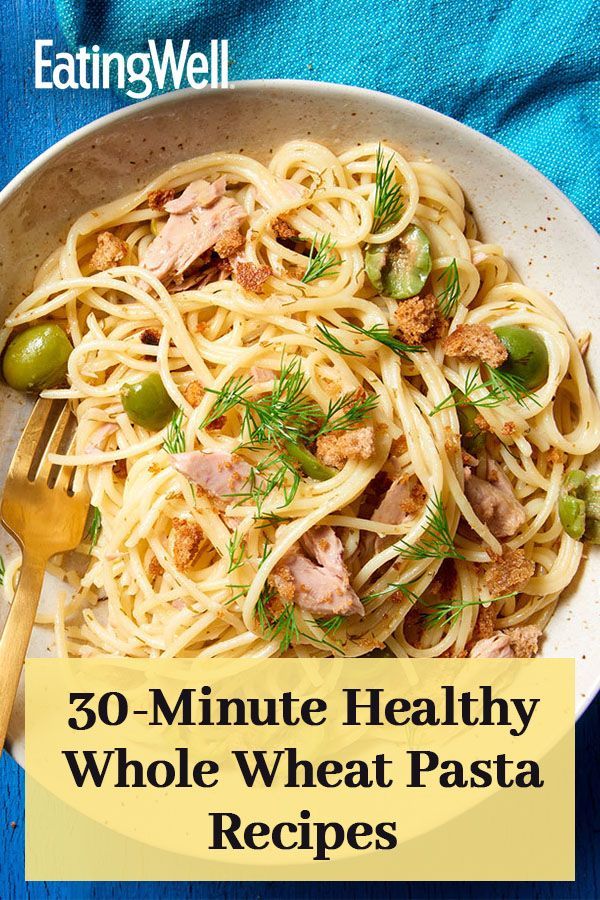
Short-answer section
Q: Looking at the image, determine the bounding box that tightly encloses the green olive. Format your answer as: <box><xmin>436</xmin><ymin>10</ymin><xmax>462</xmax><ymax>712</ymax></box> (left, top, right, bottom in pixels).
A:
<box><xmin>558</xmin><ymin>470</ymin><xmax>600</xmax><ymax>543</ymax></box>
<box><xmin>121</xmin><ymin>373</ymin><xmax>176</xmax><ymax>431</ymax></box>
<box><xmin>494</xmin><ymin>326</ymin><xmax>549</xmax><ymax>390</ymax></box>
<box><xmin>456</xmin><ymin>401</ymin><xmax>486</xmax><ymax>456</ymax></box>
<box><xmin>2</xmin><ymin>323</ymin><xmax>72</xmax><ymax>392</ymax></box>
<box><xmin>365</xmin><ymin>225</ymin><xmax>431</xmax><ymax>299</ymax></box>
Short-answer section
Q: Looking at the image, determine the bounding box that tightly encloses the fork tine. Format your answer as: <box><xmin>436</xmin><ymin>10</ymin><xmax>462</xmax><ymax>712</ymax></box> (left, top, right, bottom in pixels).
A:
<box><xmin>6</xmin><ymin>398</ymin><xmax>58</xmax><ymax>482</ymax></box>
<box><xmin>53</xmin><ymin>433</ymin><xmax>81</xmax><ymax>494</ymax></box>
<box><xmin>35</xmin><ymin>402</ymin><xmax>74</xmax><ymax>483</ymax></box>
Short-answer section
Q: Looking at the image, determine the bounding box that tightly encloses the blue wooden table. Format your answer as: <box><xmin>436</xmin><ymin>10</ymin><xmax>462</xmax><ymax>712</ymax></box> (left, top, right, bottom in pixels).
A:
<box><xmin>1</xmin><ymin>1</ymin><xmax>599</xmax><ymax>897</ymax></box>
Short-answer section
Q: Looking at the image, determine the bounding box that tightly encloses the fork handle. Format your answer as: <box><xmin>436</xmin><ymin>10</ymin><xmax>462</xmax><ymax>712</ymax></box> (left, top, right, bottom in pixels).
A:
<box><xmin>0</xmin><ymin>551</ymin><xmax>47</xmax><ymax>756</ymax></box>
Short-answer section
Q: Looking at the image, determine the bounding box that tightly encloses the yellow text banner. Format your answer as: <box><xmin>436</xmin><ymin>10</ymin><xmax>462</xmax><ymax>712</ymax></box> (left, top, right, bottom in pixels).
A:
<box><xmin>25</xmin><ymin>657</ymin><xmax>574</xmax><ymax>881</ymax></box>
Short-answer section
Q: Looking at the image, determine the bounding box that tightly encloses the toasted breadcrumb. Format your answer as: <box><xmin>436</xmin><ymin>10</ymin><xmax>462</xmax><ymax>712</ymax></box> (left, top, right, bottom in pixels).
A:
<box><xmin>444</xmin><ymin>427</ymin><xmax>461</xmax><ymax>454</ymax></box>
<box><xmin>391</xmin><ymin>435</ymin><xmax>408</xmax><ymax>456</ymax></box>
<box><xmin>140</xmin><ymin>328</ymin><xmax>161</xmax><ymax>346</ymax></box>
<box><xmin>184</xmin><ymin>381</ymin><xmax>204</xmax><ymax>408</ymax></box>
<box><xmin>354</xmin><ymin>635</ymin><xmax>385</xmax><ymax>652</ymax></box>
<box><xmin>395</xmin><ymin>293</ymin><xmax>446</xmax><ymax>344</ymax></box>
<box><xmin>214</xmin><ymin>228</ymin><xmax>245</xmax><ymax>258</ymax></box>
<box><xmin>485</xmin><ymin>548</ymin><xmax>535</xmax><ymax>596</ymax></box>
<box><xmin>443</xmin><ymin>324</ymin><xmax>508</xmax><ymax>368</ymax></box>
<box><xmin>268</xmin><ymin>564</ymin><xmax>296</xmax><ymax>603</ymax></box>
<box><xmin>148</xmin><ymin>556</ymin><xmax>164</xmax><ymax>580</ymax></box>
<box><xmin>148</xmin><ymin>188</ymin><xmax>175</xmax><ymax>211</ymax></box>
<box><xmin>288</xmin><ymin>265</ymin><xmax>307</xmax><ymax>281</ymax></box>
<box><xmin>112</xmin><ymin>458</ymin><xmax>128</xmax><ymax>479</ymax></box>
<box><xmin>472</xmin><ymin>605</ymin><xmax>497</xmax><ymax>642</ymax></box>
<box><xmin>546</xmin><ymin>447</ymin><xmax>565</xmax><ymax>466</ymax></box>
<box><xmin>235</xmin><ymin>262</ymin><xmax>272</xmax><ymax>293</ymax></box>
<box><xmin>501</xmin><ymin>420</ymin><xmax>517</xmax><ymax>436</ymax></box>
<box><xmin>207</xmin><ymin>415</ymin><xmax>226</xmax><ymax>431</ymax></box>
<box><xmin>462</xmin><ymin>450</ymin><xmax>479</xmax><ymax>467</ymax></box>
<box><xmin>272</xmin><ymin>217</ymin><xmax>298</xmax><ymax>240</ymax></box>
<box><xmin>90</xmin><ymin>232</ymin><xmax>128</xmax><ymax>272</ymax></box>
<box><xmin>474</xmin><ymin>414</ymin><xmax>494</xmax><ymax>433</ymax></box>
<box><xmin>172</xmin><ymin>517</ymin><xmax>203</xmax><ymax>571</ymax></box>
<box><xmin>316</xmin><ymin>426</ymin><xmax>375</xmax><ymax>469</ymax></box>
<box><xmin>504</xmin><ymin>624</ymin><xmax>542</xmax><ymax>658</ymax></box>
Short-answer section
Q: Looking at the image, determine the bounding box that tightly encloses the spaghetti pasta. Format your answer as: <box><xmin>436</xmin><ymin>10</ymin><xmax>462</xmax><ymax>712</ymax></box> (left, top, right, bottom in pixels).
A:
<box><xmin>2</xmin><ymin>140</ymin><xmax>598</xmax><ymax>661</ymax></box>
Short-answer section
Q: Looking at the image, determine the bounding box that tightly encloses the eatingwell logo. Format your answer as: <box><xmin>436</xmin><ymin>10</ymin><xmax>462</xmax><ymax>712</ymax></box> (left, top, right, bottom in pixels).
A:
<box><xmin>34</xmin><ymin>39</ymin><xmax>230</xmax><ymax>99</ymax></box>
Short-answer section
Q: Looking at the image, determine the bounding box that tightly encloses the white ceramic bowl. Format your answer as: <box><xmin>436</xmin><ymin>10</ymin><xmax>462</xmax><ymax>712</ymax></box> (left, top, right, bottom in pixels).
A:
<box><xmin>1</xmin><ymin>81</ymin><xmax>599</xmax><ymax>764</ymax></box>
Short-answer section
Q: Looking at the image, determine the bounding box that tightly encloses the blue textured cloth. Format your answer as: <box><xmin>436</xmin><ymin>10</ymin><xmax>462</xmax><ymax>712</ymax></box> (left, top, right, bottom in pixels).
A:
<box><xmin>55</xmin><ymin>0</ymin><xmax>599</xmax><ymax>227</ymax></box>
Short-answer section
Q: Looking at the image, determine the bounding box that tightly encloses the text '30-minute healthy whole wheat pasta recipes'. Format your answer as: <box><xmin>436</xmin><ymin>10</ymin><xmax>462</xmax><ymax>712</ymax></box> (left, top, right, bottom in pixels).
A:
<box><xmin>1</xmin><ymin>141</ymin><xmax>599</xmax><ymax>661</ymax></box>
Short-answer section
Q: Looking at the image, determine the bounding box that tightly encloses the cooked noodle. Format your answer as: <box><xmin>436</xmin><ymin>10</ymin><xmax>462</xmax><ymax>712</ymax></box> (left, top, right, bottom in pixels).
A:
<box><xmin>2</xmin><ymin>140</ymin><xmax>598</xmax><ymax>660</ymax></box>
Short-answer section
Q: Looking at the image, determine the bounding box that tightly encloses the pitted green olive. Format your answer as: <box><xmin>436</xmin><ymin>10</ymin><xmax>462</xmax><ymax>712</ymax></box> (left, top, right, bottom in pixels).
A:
<box><xmin>121</xmin><ymin>373</ymin><xmax>176</xmax><ymax>431</ymax></box>
<box><xmin>456</xmin><ymin>400</ymin><xmax>486</xmax><ymax>456</ymax></box>
<box><xmin>2</xmin><ymin>323</ymin><xmax>72</xmax><ymax>392</ymax></box>
<box><xmin>558</xmin><ymin>470</ymin><xmax>600</xmax><ymax>543</ymax></box>
<box><xmin>365</xmin><ymin>225</ymin><xmax>431</xmax><ymax>299</ymax></box>
<box><xmin>494</xmin><ymin>326</ymin><xmax>549</xmax><ymax>390</ymax></box>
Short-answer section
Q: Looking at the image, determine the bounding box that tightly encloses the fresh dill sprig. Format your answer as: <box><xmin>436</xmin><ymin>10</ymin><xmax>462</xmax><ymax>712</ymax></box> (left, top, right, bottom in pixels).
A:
<box><xmin>301</xmin><ymin>233</ymin><xmax>340</xmax><ymax>284</ymax></box>
<box><xmin>347</xmin><ymin>322</ymin><xmax>424</xmax><ymax>360</ymax></box>
<box><xmin>361</xmin><ymin>581</ymin><xmax>421</xmax><ymax>605</ymax></box>
<box><xmin>316</xmin><ymin>391</ymin><xmax>379</xmax><ymax>437</ymax></box>
<box><xmin>315</xmin><ymin>323</ymin><xmax>366</xmax><ymax>358</ymax></box>
<box><xmin>422</xmin><ymin>593</ymin><xmax>517</xmax><ymax>630</ymax></box>
<box><xmin>256</xmin><ymin>588</ymin><xmax>299</xmax><ymax>652</ymax></box>
<box><xmin>227</xmin><ymin>450</ymin><xmax>301</xmax><ymax>518</ymax></box>
<box><xmin>254</xmin><ymin>511</ymin><xmax>289</xmax><ymax>527</ymax></box>
<box><xmin>372</xmin><ymin>144</ymin><xmax>404</xmax><ymax>233</ymax></box>
<box><xmin>85</xmin><ymin>506</ymin><xmax>102</xmax><ymax>553</ymax></box>
<box><xmin>226</xmin><ymin>529</ymin><xmax>246</xmax><ymax>574</ymax></box>
<box><xmin>200</xmin><ymin>374</ymin><xmax>253</xmax><ymax>430</ymax></box>
<box><xmin>394</xmin><ymin>491</ymin><xmax>464</xmax><ymax>561</ymax></box>
<box><xmin>436</xmin><ymin>259</ymin><xmax>461</xmax><ymax>318</ymax></box>
<box><xmin>311</xmin><ymin>613</ymin><xmax>345</xmax><ymax>637</ymax></box>
<box><xmin>163</xmin><ymin>408</ymin><xmax>186</xmax><ymax>454</ymax></box>
<box><xmin>430</xmin><ymin>366</ymin><xmax>539</xmax><ymax>417</ymax></box>
<box><xmin>0</xmin><ymin>555</ymin><xmax>5</xmax><ymax>587</ymax></box>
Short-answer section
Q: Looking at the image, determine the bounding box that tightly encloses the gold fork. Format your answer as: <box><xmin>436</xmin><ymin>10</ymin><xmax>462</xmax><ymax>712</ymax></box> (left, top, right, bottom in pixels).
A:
<box><xmin>0</xmin><ymin>398</ymin><xmax>89</xmax><ymax>754</ymax></box>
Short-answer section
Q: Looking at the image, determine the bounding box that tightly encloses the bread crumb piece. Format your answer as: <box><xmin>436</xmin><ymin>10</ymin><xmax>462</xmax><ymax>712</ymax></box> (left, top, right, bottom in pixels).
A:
<box><xmin>546</xmin><ymin>447</ymin><xmax>565</xmax><ymax>466</ymax></box>
<box><xmin>148</xmin><ymin>188</ymin><xmax>175</xmax><ymax>211</ymax></box>
<box><xmin>443</xmin><ymin>324</ymin><xmax>508</xmax><ymax>368</ymax></box>
<box><xmin>395</xmin><ymin>293</ymin><xmax>446</xmax><ymax>344</ymax></box>
<box><xmin>485</xmin><ymin>548</ymin><xmax>535</xmax><ymax>596</ymax></box>
<box><xmin>235</xmin><ymin>262</ymin><xmax>272</xmax><ymax>293</ymax></box>
<box><xmin>172</xmin><ymin>517</ymin><xmax>203</xmax><ymax>571</ymax></box>
<box><xmin>272</xmin><ymin>217</ymin><xmax>298</xmax><ymax>240</ymax></box>
<box><xmin>184</xmin><ymin>381</ymin><xmax>204</xmax><ymax>408</ymax></box>
<box><xmin>90</xmin><ymin>232</ymin><xmax>128</xmax><ymax>272</ymax></box>
<box><xmin>148</xmin><ymin>556</ymin><xmax>164</xmax><ymax>580</ymax></box>
<box><xmin>501</xmin><ymin>420</ymin><xmax>517</xmax><ymax>436</ymax></box>
<box><xmin>268</xmin><ymin>564</ymin><xmax>296</xmax><ymax>603</ymax></box>
<box><xmin>214</xmin><ymin>228</ymin><xmax>245</xmax><ymax>258</ymax></box>
<box><xmin>504</xmin><ymin>624</ymin><xmax>542</xmax><ymax>658</ymax></box>
<box><xmin>140</xmin><ymin>328</ymin><xmax>161</xmax><ymax>346</ymax></box>
<box><xmin>316</xmin><ymin>426</ymin><xmax>375</xmax><ymax>469</ymax></box>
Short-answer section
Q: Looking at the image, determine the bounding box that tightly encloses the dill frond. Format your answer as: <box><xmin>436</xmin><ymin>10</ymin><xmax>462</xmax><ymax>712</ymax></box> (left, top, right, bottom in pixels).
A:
<box><xmin>429</xmin><ymin>366</ymin><xmax>539</xmax><ymax>417</ymax></box>
<box><xmin>372</xmin><ymin>144</ymin><xmax>404</xmax><ymax>233</ymax></box>
<box><xmin>422</xmin><ymin>593</ymin><xmax>517</xmax><ymax>630</ymax></box>
<box><xmin>163</xmin><ymin>408</ymin><xmax>186</xmax><ymax>454</ymax></box>
<box><xmin>394</xmin><ymin>491</ymin><xmax>464</xmax><ymax>561</ymax></box>
<box><xmin>347</xmin><ymin>322</ymin><xmax>424</xmax><ymax>360</ymax></box>
<box><xmin>256</xmin><ymin>588</ymin><xmax>299</xmax><ymax>652</ymax></box>
<box><xmin>361</xmin><ymin>581</ymin><xmax>421</xmax><ymax>605</ymax></box>
<box><xmin>315</xmin><ymin>391</ymin><xmax>379</xmax><ymax>437</ymax></box>
<box><xmin>315</xmin><ymin>323</ymin><xmax>366</xmax><ymax>358</ymax></box>
<box><xmin>436</xmin><ymin>259</ymin><xmax>461</xmax><ymax>318</ymax></box>
<box><xmin>226</xmin><ymin>529</ymin><xmax>246</xmax><ymax>574</ymax></box>
<box><xmin>301</xmin><ymin>233</ymin><xmax>340</xmax><ymax>284</ymax></box>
